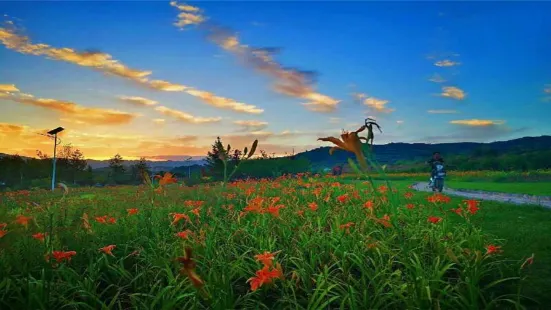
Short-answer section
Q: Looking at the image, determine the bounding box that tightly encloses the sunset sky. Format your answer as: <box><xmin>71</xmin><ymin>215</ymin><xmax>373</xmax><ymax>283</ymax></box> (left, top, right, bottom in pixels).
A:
<box><xmin>1</xmin><ymin>1</ymin><xmax>550</xmax><ymax>160</ymax></box>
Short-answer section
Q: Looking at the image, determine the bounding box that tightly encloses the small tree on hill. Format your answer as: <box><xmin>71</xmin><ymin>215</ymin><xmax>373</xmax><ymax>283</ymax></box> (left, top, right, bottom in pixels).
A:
<box><xmin>131</xmin><ymin>157</ymin><xmax>150</xmax><ymax>183</ymax></box>
<box><xmin>108</xmin><ymin>153</ymin><xmax>125</xmax><ymax>184</ymax></box>
<box><xmin>205</xmin><ymin>137</ymin><xmax>227</xmax><ymax>179</ymax></box>
<box><xmin>69</xmin><ymin>148</ymin><xmax>87</xmax><ymax>184</ymax></box>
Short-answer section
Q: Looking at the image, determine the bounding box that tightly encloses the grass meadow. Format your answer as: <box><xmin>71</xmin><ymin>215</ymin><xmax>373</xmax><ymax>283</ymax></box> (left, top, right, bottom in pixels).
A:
<box><xmin>0</xmin><ymin>173</ymin><xmax>549</xmax><ymax>309</ymax></box>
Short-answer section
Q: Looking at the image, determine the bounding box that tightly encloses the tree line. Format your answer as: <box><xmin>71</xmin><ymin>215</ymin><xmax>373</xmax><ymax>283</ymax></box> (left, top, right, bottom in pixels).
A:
<box><xmin>392</xmin><ymin>147</ymin><xmax>551</xmax><ymax>172</ymax></box>
<box><xmin>0</xmin><ymin>145</ymin><xmax>151</xmax><ymax>190</ymax></box>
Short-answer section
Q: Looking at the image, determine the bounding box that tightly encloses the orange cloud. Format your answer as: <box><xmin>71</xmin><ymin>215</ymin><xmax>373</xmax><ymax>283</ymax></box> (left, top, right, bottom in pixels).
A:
<box><xmin>118</xmin><ymin>96</ymin><xmax>158</xmax><ymax>106</ymax></box>
<box><xmin>440</xmin><ymin>86</ymin><xmax>466</xmax><ymax>100</ymax></box>
<box><xmin>0</xmin><ymin>22</ymin><xmax>262</xmax><ymax>114</ymax></box>
<box><xmin>450</xmin><ymin>119</ymin><xmax>505</xmax><ymax>127</ymax></box>
<box><xmin>428</xmin><ymin>74</ymin><xmax>446</xmax><ymax>83</ymax></box>
<box><xmin>0</xmin><ymin>122</ymin><xmax>26</xmax><ymax>135</ymax></box>
<box><xmin>428</xmin><ymin>109</ymin><xmax>459</xmax><ymax>114</ymax></box>
<box><xmin>186</xmin><ymin>89</ymin><xmax>264</xmax><ymax>114</ymax></box>
<box><xmin>435</xmin><ymin>60</ymin><xmax>460</xmax><ymax>67</ymax></box>
<box><xmin>169</xmin><ymin>1</ymin><xmax>205</xmax><ymax>28</ymax></box>
<box><xmin>0</xmin><ymin>84</ymin><xmax>19</xmax><ymax>92</ymax></box>
<box><xmin>353</xmin><ymin>93</ymin><xmax>395</xmax><ymax>113</ymax></box>
<box><xmin>170</xmin><ymin>2</ymin><xmax>340</xmax><ymax>113</ymax></box>
<box><xmin>154</xmin><ymin>106</ymin><xmax>222</xmax><ymax>124</ymax></box>
<box><xmin>233</xmin><ymin>120</ymin><xmax>268</xmax><ymax>131</ymax></box>
<box><xmin>2</xmin><ymin>85</ymin><xmax>137</xmax><ymax>125</ymax></box>
<box><xmin>0</xmin><ymin>122</ymin><xmax>66</xmax><ymax>157</ymax></box>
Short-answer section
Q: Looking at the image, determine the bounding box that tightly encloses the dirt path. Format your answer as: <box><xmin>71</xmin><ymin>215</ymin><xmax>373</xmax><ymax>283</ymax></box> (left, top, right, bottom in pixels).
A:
<box><xmin>411</xmin><ymin>182</ymin><xmax>551</xmax><ymax>209</ymax></box>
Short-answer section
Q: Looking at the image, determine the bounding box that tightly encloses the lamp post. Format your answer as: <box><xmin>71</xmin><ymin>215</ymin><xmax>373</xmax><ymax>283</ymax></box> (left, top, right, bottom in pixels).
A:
<box><xmin>47</xmin><ymin>127</ymin><xmax>64</xmax><ymax>191</ymax></box>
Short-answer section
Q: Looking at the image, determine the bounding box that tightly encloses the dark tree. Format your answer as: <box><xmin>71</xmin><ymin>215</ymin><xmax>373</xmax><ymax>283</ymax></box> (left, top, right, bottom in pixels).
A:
<box><xmin>108</xmin><ymin>154</ymin><xmax>126</xmax><ymax>184</ymax></box>
<box><xmin>205</xmin><ymin>137</ymin><xmax>227</xmax><ymax>179</ymax></box>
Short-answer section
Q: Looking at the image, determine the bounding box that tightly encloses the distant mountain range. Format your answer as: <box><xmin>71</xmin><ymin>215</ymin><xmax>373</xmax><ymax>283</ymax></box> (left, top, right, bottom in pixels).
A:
<box><xmin>2</xmin><ymin>135</ymin><xmax>550</xmax><ymax>171</ymax></box>
<box><xmin>86</xmin><ymin>157</ymin><xmax>206</xmax><ymax>171</ymax></box>
<box><xmin>291</xmin><ymin>135</ymin><xmax>551</xmax><ymax>169</ymax></box>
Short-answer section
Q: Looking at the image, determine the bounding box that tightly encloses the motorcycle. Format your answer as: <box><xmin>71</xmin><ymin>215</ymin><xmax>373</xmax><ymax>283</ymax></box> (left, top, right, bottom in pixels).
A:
<box><xmin>428</xmin><ymin>163</ymin><xmax>446</xmax><ymax>193</ymax></box>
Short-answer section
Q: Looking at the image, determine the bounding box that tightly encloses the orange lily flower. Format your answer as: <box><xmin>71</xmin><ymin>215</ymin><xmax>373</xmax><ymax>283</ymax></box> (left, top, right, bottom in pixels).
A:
<box><xmin>308</xmin><ymin>202</ymin><xmax>318</xmax><ymax>211</ymax></box>
<box><xmin>127</xmin><ymin>208</ymin><xmax>139</xmax><ymax>216</ymax></box>
<box><xmin>0</xmin><ymin>230</ymin><xmax>7</xmax><ymax>238</ymax></box>
<box><xmin>100</xmin><ymin>245</ymin><xmax>116</xmax><ymax>256</ymax></box>
<box><xmin>46</xmin><ymin>250</ymin><xmax>77</xmax><ymax>263</ymax></box>
<box><xmin>376</xmin><ymin>214</ymin><xmax>392</xmax><ymax>228</ymax></box>
<box><xmin>154</xmin><ymin>172</ymin><xmax>178</xmax><ymax>186</ymax></box>
<box><xmin>317</xmin><ymin>126</ymin><xmax>369</xmax><ymax>171</ymax></box>
<box><xmin>428</xmin><ymin>216</ymin><xmax>442</xmax><ymax>224</ymax></box>
<box><xmin>248</xmin><ymin>263</ymin><xmax>284</xmax><ymax>291</ymax></box>
<box><xmin>176</xmin><ymin>230</ymin><xmax>193</xmax><ymax>240</ymax></box>
<box><xmin>170</xmin><ymin>213</ymin><xmax>191</xmax><ymax>225</ymax></box>
<box><xmin>32</xmin><ymin>232</ymin><xmax>47</xmax><ymax>242</ymax></box>
<box><xmin>255</xmin><ymin>251</ymin><xmax>277</xmax><ymax>267</ymax></box>
<box><xmin>15</xmin><ymin>215</ymin><xmax>32</xmax><ymax>228</ymax></box>
<box><xmin>464</xmin><ymin>199</ymin><xmax>480</xmax><ymax>215</ymax></box>
<box><xmin>485</xmin><ymin>245</ymin><xmax>502</xmax><ymax>255</ymax></box>
<box><xmin>337</xmin><ymin>194</ymin><xmax>348</xmax><ymax>203</ymax></box>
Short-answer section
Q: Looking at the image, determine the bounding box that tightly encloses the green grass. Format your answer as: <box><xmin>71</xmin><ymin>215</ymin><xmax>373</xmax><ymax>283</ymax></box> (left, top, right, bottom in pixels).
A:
<box><xmin>0</xmin><ymin>176</ymin><xmax>548</xmax><ymax>309</ymax></box>
<box><xmin>345</xmin><ymin>178</ymin><xmax>551</xmax><ymax>308</ymax></box>
<box><xmin>447</xmin><ymin>181</ymin><xmax>551</xmax><ymax>196</ymax></box>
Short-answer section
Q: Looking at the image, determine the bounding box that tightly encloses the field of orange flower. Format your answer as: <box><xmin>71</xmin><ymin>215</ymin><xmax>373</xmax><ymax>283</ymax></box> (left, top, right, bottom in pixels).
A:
<box><xmin>0</xmin><ymin>174</ymin><xmax>537</xmax><ymax>309</ymax></box>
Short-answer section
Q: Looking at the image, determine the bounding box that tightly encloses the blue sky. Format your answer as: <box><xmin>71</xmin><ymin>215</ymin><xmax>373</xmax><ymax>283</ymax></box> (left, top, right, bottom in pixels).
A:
<box><xmin>1</xmin><ymin>1</ymin><xmax>550</xmax><ymax>159</ymax></box>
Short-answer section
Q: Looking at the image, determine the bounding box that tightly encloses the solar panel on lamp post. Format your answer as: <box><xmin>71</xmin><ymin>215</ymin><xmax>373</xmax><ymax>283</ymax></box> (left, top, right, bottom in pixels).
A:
<box><xmin>47</xmin><ymin>127</ymin><xmax>64</xmax><ymax>191</ymax></box>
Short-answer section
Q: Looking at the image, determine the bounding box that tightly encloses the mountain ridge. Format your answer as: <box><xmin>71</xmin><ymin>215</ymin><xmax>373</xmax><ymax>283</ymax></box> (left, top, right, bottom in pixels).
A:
<box><xmin>2</xmin><ymin>135</ymin><xmax>550</xmax><ymax>171</ymax></box>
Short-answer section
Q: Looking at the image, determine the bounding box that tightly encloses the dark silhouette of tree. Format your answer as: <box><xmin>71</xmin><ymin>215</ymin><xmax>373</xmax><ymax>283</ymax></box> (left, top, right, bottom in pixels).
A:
<box><xmin>131</xmin><ymin>157</ymin><xmax>150</xmax><ymax>183</ymax></box>
<box><xmin>205</xmin><ymin>137</ymin><xmax>226</xmax><ymax>179</ymax></box>
<box><xmin>108</xmin><ymin>154</ymin><xmax>125</xmax><ymax>184</ymax></box>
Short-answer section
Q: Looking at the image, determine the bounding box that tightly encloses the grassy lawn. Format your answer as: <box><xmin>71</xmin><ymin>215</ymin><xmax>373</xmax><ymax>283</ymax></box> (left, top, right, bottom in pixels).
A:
<box><xmin>347</xmin><ymin>178</ymin><xmax>551</xmax><ymax>308</ymax></box>
<box><xmin>447</xmin><ymin>181</ymin><xmax>551</xmax><ymax>196</ymax></box>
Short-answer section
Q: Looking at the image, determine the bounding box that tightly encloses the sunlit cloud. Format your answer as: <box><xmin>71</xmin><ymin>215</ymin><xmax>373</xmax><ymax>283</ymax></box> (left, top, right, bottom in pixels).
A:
<box><xmin>233</xmin><ymin>120</ymin><xmax>268</xmax><ymax>132</ymax></box>
<box><xmin>0</xmin><ymin>84</ymin><xmax>19</xmax><ymax>93</ymax></box>
<box><xmin>169</xmin><ymin>1</ymin><xmax>205</xmax><ymax>28</ymax></box>
<box><xmin>2</xmin><ymin>85</ymin><xmax>137</xmax><ymax>125</ymax></box>
<box><xmin>450</xmin><ymin>119</ymin><xmax>505</xmax><ymax>127</ymax></box>
<box><xmin>0</xmin><ymin>122</ymin><xmax>70</xmax><ymax>157</ymax></box>
<box><xmin>0</xmin><ymin>122</ymin><xmax>26</xmax><ymax>135</ymax></box>
<box><xmin>428</xmin><ymin>74</ymin><xmax>446</xmax><ymax>83</ymax></box>
<box><xmin>440</xmin><ymin>86</ymin><xmax>466</xmax><ymax>100</ymax></box>
<box><xmin>545</xmin><ymin>85</ymin><xmax>551</xmax><ymax>94</ymax></box>
<box><xmin>0</xmin><ymin>22</ymin><xmax>262</xmax><ymax>114</ymax></box>
<box><xmin>152</xmin><ymin>118</ymin><xmax>166</xmax><ymax>124</ymax></box>
<box><xmin>329</xmin><ymin>117</ymin><xmax>341</xmax><ymax>124</ymax></box>
<box><xmin>396</xmin><ymin>120</ymin><xmax>404</xmax><ymax>124</ymax></box>
<box><xmin>427</xmin><ymin>109</ymin><xmax>459</xmax><ymax>114</ymax></box>
<box><xmin>154</xmin><ymin>106</ymin><xmax>222</xmax><ymax>124</ymax></box>
<box><xmin>353</xmin><ymin>92</ymin><xmax>395</xmax><ymax>113</ymax></box>
<box><xmin>170</xmin><ymin>2</ymin><xmax>340</xmax><ymax>113</ymax></box>
<box><xmin>435</xmin><ymin>59</ymin><xmax>460</xmax><ymax>67</ymax></box>
<box><xmin>186</xmin><ymin>89</ymin><xmax>264</xmax><ymax>114</ymax></box>
<box><xmin>118</xmin><ymin>96</ymin><xmax>158</xmax><ymax>106</ymax></box>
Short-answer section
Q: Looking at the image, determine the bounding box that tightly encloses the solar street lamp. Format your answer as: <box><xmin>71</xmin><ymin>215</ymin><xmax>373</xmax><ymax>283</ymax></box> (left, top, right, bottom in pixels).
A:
<box><xmin>47</xmin><ymin>127</ymin><xmax>64</xmax><ymax>191</ymax></box>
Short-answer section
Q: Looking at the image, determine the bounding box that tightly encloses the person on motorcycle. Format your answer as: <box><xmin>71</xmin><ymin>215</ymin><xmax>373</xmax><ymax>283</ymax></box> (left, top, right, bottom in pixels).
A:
<box><xmin>427</xmin><ymin>152</ymin><xmax>444</xmax><ymax>187</ymax></box>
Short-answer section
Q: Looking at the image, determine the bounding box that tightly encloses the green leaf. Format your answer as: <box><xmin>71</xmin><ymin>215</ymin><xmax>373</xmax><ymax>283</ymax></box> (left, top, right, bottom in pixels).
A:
<box><xmin>347</xmin><ymin>158</ymin><xmax>362</xmax><ymax>175</ymax></box>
